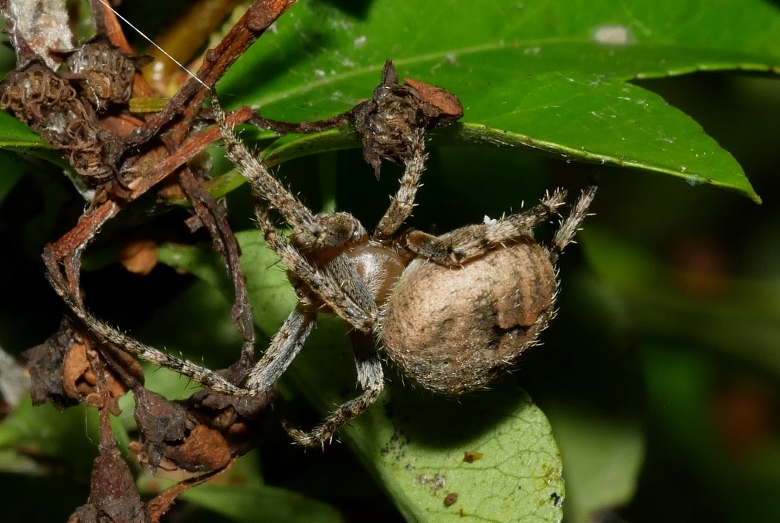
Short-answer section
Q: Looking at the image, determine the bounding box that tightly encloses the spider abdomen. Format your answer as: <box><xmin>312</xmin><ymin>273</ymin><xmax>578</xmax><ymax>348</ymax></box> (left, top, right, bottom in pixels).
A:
<box><xmin>380</xmin><ymin>242</ymin><xmax>557</xmax><ymax>394</ymax></box>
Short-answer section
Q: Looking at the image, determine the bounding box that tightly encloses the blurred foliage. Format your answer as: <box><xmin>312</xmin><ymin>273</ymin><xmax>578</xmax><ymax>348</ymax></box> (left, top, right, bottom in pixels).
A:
<box><xmin>0</xmin><ymin>1</ymin><xmax>779</xmax><ymax>522</ymax></box>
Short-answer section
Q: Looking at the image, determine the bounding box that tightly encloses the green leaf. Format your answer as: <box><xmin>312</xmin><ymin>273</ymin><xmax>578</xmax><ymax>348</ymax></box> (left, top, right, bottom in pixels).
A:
<box><xmin>463</xmin><ymin>73</ymin><xmax>752</xmax><ymax>195</ymax></box>
<box><xmin>177</xmin><ymin>483</ymin><xmax>345</xmax><ymax>523</ymax></box>
<box><xmin>223</xmin><ymin>0</ymin><xmax>780</xmax><ymax>111</ymax></box>
<box><xmin>2</xmin><ymin>0</ymin><xmax>772</xmax><ymax>200</ymax></box>
<box><xmin>250</xmin><ymin>72</ymin><xmax>753</xmax><ymax>200</ymax></box>
<box><xmin>0</xmin><ymin>112</ymin><xmax>45</xmax><ymax>147</ymax></box>
<box><xmin>580</xmin><ymin>228</ymin><xmax>780</xmax><ymax>378</ymax></box>
<box><xmin>137</xmin><ymin>451</ymin><xmax>345</xmax><ymax>523</ymax></box>
<box><xmin>0</xmin><ymin>112</ymin><xmax>74</xmax><ymax>174</ymax></box>
<box><xmin>158</xmin><ymin>231</ymin><xmax>565</xmax><ymax>523</ymax></box>
<box><xmin>213</xmin><ymin>0</ymin><xmax>775</xmax><ymax>201</ymax></box>
<box><xmin>543</xmin><ymin>404</ymin><xmax>645</xmax><ymax>523</ymax></box>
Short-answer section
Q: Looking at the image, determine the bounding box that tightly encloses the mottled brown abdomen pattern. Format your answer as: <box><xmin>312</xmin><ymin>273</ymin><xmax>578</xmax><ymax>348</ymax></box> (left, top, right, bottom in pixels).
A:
<box><xmin>381</xmin><ymin>242</ymin><xmax>557</xmax><ymax>394</ymax></box>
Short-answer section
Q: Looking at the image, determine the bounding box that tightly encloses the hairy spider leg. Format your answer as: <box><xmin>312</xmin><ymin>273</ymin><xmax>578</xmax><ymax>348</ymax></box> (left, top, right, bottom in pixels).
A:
<box><xmin>285</xmin><ymin>330</ymin><xmax>385</xmax><ymax>447</ymax></box>
<box><xmin>401</xmin><ymin>189</ymin><xmax>568</xmax><ymax>267</ymax></box>
<box><xmin>373</xmin><ymin>127</ymin><xmax>427</xmax><ymax>243</ymax></box>
<box><xmin>43</xmin><ymin>247</ymin><xmax>246</xmax><ymax>395</ymax></box>
<box><xmin>549</xmin><ymin>185</ymin><xmax>598</xmax><ymax>263</ymax></box>
<box><xmin>244</xmin><ymin>308</ymin><xmax>316</xmax><ymax>391</ymax></box>
<box><xmin>213</xmin><ymin>93</ymin><xmax>378</xmax><ymax>333</ymax></box>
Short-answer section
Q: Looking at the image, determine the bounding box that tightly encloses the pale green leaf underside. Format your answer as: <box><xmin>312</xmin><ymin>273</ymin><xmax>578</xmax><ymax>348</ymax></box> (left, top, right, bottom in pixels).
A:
<box><xmin>293</xmin><ymin>318</ymin><xmax>565</xmax><ymax>523</ymax></box>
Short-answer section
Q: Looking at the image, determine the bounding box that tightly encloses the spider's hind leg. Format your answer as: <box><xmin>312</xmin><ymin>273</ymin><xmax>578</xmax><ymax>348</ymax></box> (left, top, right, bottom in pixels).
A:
<box><xmin>285</xmin><ymin>330</ymin><xmax>384</xmax><ymax>447</ymax></box>
<box><xmin>548</xmin><ymin>185</ymin><xmax>597</xmax><ymax>263</ymax></box>
<box><xmin>401</xmin><ymin>188</ymin><xmax>569</xmax><ymax>267</ymax></box>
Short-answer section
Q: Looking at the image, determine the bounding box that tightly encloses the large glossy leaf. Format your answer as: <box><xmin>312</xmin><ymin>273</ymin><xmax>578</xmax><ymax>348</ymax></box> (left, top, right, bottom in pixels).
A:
<box><xmin>250</xmin><ymin>71</ymin><xmax>749</xmax><ymax>197</ymax></box>
<box><xmin>2</xmin><ymin>0</ymin><xmax>776</xmax><ymax>200</ymax></box>
<box><xmin>214</xmin><ymin>0</ymin><xmax>778</xmax><ymax>201</ymax></box>
<box><xmin>158</xmin><ymin>231</ymin><xmax>565</xmax><ymax>523</ymax></box>
<box><xmin>223</xmin><ymin>0</ymin><xmax>780</xmax><ymax>110</ymax></box>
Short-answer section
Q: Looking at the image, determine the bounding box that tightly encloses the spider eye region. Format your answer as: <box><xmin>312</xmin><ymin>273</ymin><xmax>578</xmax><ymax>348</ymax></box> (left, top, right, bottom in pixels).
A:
<box><xmin>380</xmin><ymin>243</ymin><xmax>557</xmax><ymax>395</ymax></box>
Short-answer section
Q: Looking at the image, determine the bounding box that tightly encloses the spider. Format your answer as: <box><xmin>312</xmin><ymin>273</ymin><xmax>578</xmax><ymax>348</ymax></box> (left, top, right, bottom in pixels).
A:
<box><xmin>211</xmin><ymin>94</ymin><xmax>598</xmax><ymax>446</ymax></box>
<box><xmin>37</xmin><ymin>67</ymin><xmax>593</xmax><ymax>447</ymax></box>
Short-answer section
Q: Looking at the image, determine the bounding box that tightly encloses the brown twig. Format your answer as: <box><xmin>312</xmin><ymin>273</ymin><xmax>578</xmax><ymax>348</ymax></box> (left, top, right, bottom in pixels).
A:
<box><xmin>6</xmin><ymin>1</ymin><xmax>297</xmax><ymax>518</ymax></box>
<box><xmin>179</xmin><ymin>166</ymin><xmax>256</xmax><ymax>363</ymax></box>
<box><xmin>126</xmin><ymin>0</ymin><xmax>296</xmax><ymax>149</ymax></box>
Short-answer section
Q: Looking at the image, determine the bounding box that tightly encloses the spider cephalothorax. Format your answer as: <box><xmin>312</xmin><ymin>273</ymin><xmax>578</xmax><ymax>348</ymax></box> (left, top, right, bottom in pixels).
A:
<box><xmin>212</xmin><ymin>91</ymin><xmax>596</xmax><ymax>446</ymax></box>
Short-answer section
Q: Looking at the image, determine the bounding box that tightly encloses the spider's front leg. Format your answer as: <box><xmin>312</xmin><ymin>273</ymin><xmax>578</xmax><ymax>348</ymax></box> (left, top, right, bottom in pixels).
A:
<box><xmin>214</xmin><ymin>94</ymin><xmax>378</xmax><ymax>333</ymax></box>
<box><xmin>280</xmin><ymin>128</ymin><xmax>430</xmax><ymax>446</ymax></box>
<box><xmin>373</xmin><ymin>127</ymin><xmax>427</xmax><ymax>243</ymax></box>
<box><xmin>401</xmin><ymin>188</ymin><xmax>568</xmax><ymax>266</ymax></box>
<box><xmin>214</xmin><ymin>93</ymin><xmax>390</xmax><ymax>446</ymax></box>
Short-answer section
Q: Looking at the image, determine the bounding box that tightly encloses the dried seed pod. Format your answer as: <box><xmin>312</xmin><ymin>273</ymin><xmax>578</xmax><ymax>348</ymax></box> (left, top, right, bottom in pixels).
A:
<box><xmin>381</xmin><ymin>242</ymin><xmax>557</xmax><ymax>394</ymax></box>
<box><xmin>0</xmin><ymin>62</ymin><xmax>77</xmax><ymax>124</ymax></box>
<box><xmin>0</xmin><ymin>61</ymin><xmax>118</xmax><ymax>183</ymax></box>
<box><xmin>34</xmin><ymin>97</ymin><xmax>114</xmax><ymax>183</ymax></box>
<box><xmin>353</xmin><ymin>60</ymin><xmax>463</xmax><ymax>178</ymax></box>
<box><xmin>65</xmin><ymin>39</ymin><xmax>149</xmax><ymax>108</ymax></box>
<box><xmin>403</xmin><ymin>76</ymin><xmax>464</xmax><ymax>127</ymax></box>
<box><xmin>251</xmin><ymin>60</ymin><xmax>463</xmax><ymax>179</ymax></box>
